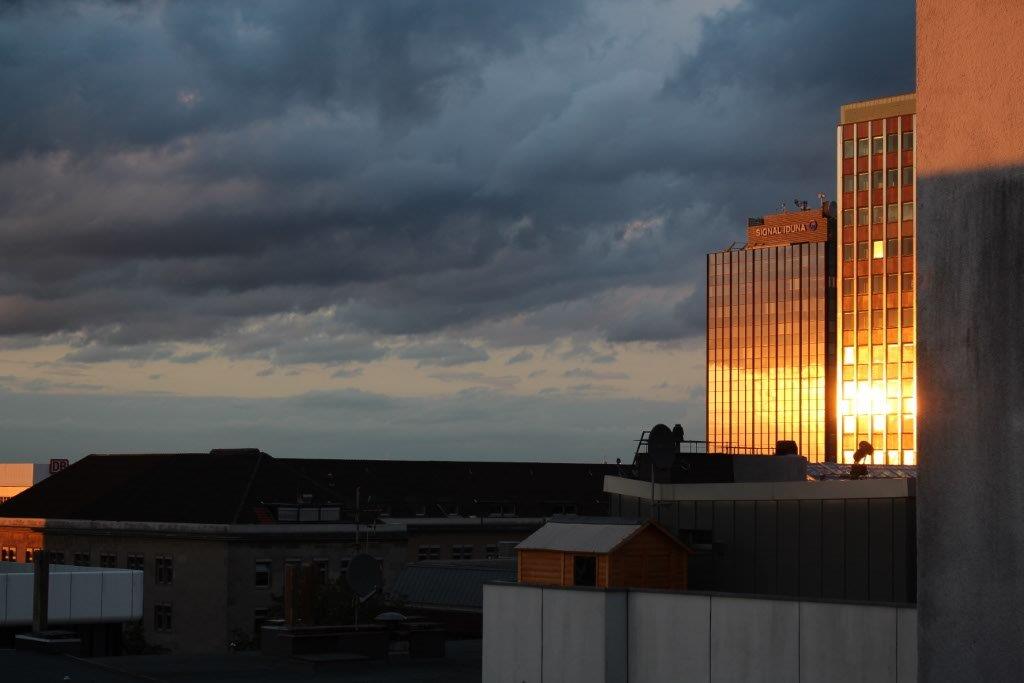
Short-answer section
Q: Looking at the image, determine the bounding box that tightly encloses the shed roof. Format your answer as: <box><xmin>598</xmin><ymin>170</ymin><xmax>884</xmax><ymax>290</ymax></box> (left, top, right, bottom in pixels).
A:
<box><xmin>516</xmin><ymin>521</ymin><xmax>645</xmax><ymax>554</ymax></box>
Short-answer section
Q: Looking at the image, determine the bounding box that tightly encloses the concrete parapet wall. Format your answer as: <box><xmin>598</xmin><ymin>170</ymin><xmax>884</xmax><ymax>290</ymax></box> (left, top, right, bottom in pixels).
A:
<box><xmin>483</xmin><ymin>583</ymin><xmax>917</xmax><ymax>683</ymax></box>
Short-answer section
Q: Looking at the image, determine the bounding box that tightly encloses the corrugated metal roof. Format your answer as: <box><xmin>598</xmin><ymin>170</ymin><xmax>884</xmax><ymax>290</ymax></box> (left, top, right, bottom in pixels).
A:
<box><xmin>516</xmin><ymin>522</ymin><xmax>641</xmax><ymax>553</ymax></box>
<box><xmin>390</xmin><ymin>563</ymin><xmax>515</xmax><ymax>610</ymax></box>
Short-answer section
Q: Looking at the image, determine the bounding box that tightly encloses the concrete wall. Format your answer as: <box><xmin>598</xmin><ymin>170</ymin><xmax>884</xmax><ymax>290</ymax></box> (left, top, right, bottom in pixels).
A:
<box><xmin>483</xmin><ymin>583</ymin><xmax>917</xmax><ymax>683</ymax></box>
<box><xmin>917</xmin><ymin>3</ymin><xmax>1024</xmax><ymax>681</ymax></box>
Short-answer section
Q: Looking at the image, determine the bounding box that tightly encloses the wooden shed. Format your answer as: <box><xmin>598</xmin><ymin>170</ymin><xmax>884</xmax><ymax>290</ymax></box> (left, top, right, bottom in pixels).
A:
<box><xmin>516</xmin><ymin>519</ymin><xmax>691</xmax><ymax>590</ymax></box>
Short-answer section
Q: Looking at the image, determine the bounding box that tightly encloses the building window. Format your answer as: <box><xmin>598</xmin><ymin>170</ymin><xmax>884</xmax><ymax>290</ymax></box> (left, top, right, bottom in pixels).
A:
<box><xmin>872</xmin><ymin>136</ymin><xmax>884</xmax><ymax>154</ymax></box>
<box><xmin>451</xmin><ymin>545</ymin><xmax>474</xmax><ymax>560</ymax></box>
<box><xmin>573</xmin><ymin>556</ymin><xmax>597</xmax><ymax>587</ymax></box>
<box><xmin>842</xmin><ymin>244</ymin><xmax>854</xmax><ymax>262</ymax></box>
<box><xmin>485</xmin><ymin>544</ymin><xmax>499</xmax><ymax>559</ymax></box>
<box><xmin>843</xmin><ymin>139</ymin><xmax>855</xmax><ymax>158</ymax></box>
<box><xmin>857</xmin><ymin>208</ymin><xmax>869</xmax><ymax>226</ymax></box>
<box><xmin>0</xmin><ymin>547</ymin><xmax>15</xmax><ymax>562</ymax></box>
<box><xmin>313</xmin><ymin>559</ymin><xmax>329</xmax><ymax>584</ymax></box>
<box><xmin>127</xmin><ymin>554</ymin><xmax>144</xmax><ymax>571</ymax></box>
<box><xmin>887</xmin><ymin>203</ymin><xmax>899</xmax><ymax>222</ymax></box>
<box><xmin>73</xmin><ymin>553</ymin><xmax>90</xmax><ymax>567</ymax></box>
<box><xmin>872</xmin><ymin>206</ymin><xmax>883</xmax><ymax>224</ymax></box>
<box><xmin>886</xmin><ymin>238</ymin><xmax>898</xmax><ymax>258</ymax></box>
<box><xmin>49</xmin><ymin>551</ymin><xmax>65</xmax><ymax>565</ymax></box>
<box><xmin>154</xmin><ymin>603</ymin><xmax>173</xmax><ymax>632</ymax></box>
<box><xmin>842</xmin><ymin>175</ymin><xmax>855</xmax><ymax>192</ymax></box>
<box><xmin>254</xmin><ymin>560</ymin><xmax>271</xmax><ymax>588</ymax></box>
<box><xmin>903</xmin><ymin>166</ymin><xmax>914</xmax><ymax>186</ymax></box>
<box><xmin>99</xmin><ymin>553</ymin><xmax>117</xmax><ymax>568</ymax></box>
<box><xmin>842</xmin><ymin>277</ymin><xmax>853</xmax><ymax>296</ymax></box>
<box><xmin>902</xmin><ymin>272</ymin><xmax>914</xmax><ymax>291</ymax></box>
<box><xmin>24</xmin><ymin>548</ymin><xmax>41</xmax><ymax>564</ymax></box>
<box><xmin>902</xmin><ymin>132</ymin><xmax>914</xmax><ymax>150</ymax></box>
<box><xmin>902</xmin><ymin>202</ymin><xmax>915</xmax><ymax>220</ymax></box>
<box><xmin>886</xmin><ymin>168</ymin><xmax>898</xmax><ymax>188</ymax></box>
<box><xmin>887</xmin><ymin>133</ymin><xmax>899</xmax><ymax>153</ymax></box>
<box><xmin>857</xmin><ymin>173</ymin><xmax>869</xmax><ymax>191</ymax></box>
<box><xmin>855</xmin><ymin>241</ymin><xmax>868</xmax><ymax>260</ymax></box>
<box><xmin>901</xmin><ymin>236</ymin><xmax>914</xmax><ymax>256</ymax></box>
<box><xmin>888</xmin><ymin>308</ymin><xmax>899</xmax><ymax>329</ymax></box>
<box><xmin>842</xmin><ymin>208</ymin><xmax>854</xmax><ymax>227</ymax></box>
<box><xmin>155</xmin><ymin>556</ymin><xmax>174</xmax><ymax>584</ymax></box>
<box><xmin>417</xmin><ymin>546</ymin><xmax>441</xmax><ymax>561</ymax></box>
<box><xmin>857</xmin><ymin>138</ymin><xmax>869</xmax><ymax>156</ymax></box>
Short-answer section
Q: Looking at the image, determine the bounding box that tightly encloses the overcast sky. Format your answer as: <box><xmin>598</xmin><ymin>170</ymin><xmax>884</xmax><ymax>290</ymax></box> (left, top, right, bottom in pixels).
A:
<box><xmin>0</xmin><ymin>0</ymin><xmax>914</xmax><ymax>462</ymax></box>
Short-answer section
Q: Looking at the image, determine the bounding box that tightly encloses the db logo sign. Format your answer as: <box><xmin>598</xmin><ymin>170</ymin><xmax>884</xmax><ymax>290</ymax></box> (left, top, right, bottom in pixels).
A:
<box><xmin>48</xmin><ymin>459</ymin><xmax>70</xmax><ymax>474</ymax></box>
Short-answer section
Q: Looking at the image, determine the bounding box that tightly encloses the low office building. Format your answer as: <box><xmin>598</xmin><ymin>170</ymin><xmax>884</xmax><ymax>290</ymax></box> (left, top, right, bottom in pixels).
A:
<box><xmin>0</xmin><ymin>450</ymin><xmax>613</xmax><ymax>653</ymax></box>
<box><xmin>0</xmin><ymin>449</ymin><xmax>406</xmax><ymax>654</ymax></box>
<box><xmin>286</xmin><ymin>458</ymin><xmax>614</xmax><ymax>564</ymax></box>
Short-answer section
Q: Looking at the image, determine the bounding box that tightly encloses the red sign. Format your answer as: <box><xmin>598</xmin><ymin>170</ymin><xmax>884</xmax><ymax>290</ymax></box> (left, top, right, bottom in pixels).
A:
<box><xmin>48</xmin><ymin>459</ymin><xmax>69</xmax><ymax>474</ymax></box>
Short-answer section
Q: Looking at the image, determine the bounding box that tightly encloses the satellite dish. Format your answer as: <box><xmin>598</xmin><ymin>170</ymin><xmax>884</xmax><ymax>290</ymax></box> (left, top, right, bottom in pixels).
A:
<box><xmin>374</xmin><ymin>611</ymin><xmax>407</xmax><ymax>622</ymax></box>
<box><xmin>648</xmin><ymin>424</ymin><xmax>676</xmax><ymax>470</ymax></box>
<box><xmin>346</xmin><ymin>553</ymin><xmax>381</xmax><ymax>599</ymax></box>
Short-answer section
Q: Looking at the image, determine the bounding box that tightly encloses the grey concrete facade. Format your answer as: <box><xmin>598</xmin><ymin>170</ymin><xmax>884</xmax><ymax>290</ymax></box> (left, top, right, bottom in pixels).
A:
<box><xmin>917</xmin><ymin>3</ymin><xmax>1024</xmax><ymax>679</ymax></box>
<box><xmin>917</xmin><ymin>168</ymin><xmax>1024</xmax><ymax>680</ymax></box>
<box><xmin>483</xmin><ymin>582</ymin><xmax>917</xmax><ymax>683</ymax></box>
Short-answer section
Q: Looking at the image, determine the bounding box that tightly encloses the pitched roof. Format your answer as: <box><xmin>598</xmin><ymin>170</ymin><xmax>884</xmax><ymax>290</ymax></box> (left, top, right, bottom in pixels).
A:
<box><xmin>516</xmin><ymin>519</ymin><xmax>690</xmax><ymax>554</ymax></box>
<box><xmin>516</xmin><ymin>521</ymin><xmax>642</xmax><ymax>554</ymax></box>
<box><xmin>284</xmin><ymin>458</ymin><xmax>613</xmax><ymax>517</ymax></box>
<box><xmin>0</xmin><ymin>450</ymin><xmax>342</xmax><ymax>524</ymax></box>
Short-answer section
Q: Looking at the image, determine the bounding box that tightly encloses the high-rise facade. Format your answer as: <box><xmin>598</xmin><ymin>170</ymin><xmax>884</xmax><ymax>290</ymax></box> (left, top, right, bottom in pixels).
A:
<box><xmin>835</xmin><ymin>94</ymin><xmax>916</xmax><ymax>465</ymax></box>
<box><xmin>706</xmin><ymin>206</ymin><xmax>837</xmax><ymax>462</ymax></box>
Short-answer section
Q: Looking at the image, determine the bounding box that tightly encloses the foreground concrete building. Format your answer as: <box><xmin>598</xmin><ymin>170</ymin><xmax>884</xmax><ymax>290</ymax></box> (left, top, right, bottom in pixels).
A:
<box><xmin>917</xmin><ymin>2</ymin><xmax>1024</xmax><ymax>680</ymax></box>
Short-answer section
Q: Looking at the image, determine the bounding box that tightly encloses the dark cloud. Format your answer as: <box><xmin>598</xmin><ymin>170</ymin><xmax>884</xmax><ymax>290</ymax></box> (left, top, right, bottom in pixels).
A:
<box><xmin>506</xmin><ymin>350</ymin><xmax>533</xmax><ymax>365</ymax></box>
<box><xmin>0</xmin><ymin>0</ymin><xmax>914</xmax><ymax>368</ymax></box>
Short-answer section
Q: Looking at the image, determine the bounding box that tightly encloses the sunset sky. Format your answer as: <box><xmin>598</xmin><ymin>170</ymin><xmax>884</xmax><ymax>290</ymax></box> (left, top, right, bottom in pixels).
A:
<box><xmin>0</xmin><ymin>0</ymin><xmax>913</xmax><ymax>461</ymax></box>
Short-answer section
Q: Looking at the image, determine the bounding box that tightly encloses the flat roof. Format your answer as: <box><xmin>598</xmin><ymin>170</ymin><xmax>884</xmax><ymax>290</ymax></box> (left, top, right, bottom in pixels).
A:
<box><xmin>840</xmin><ymin>93</ymin><xmax>916</xmax><ymax>124</ymax></box>
<box><xmin>604</xmin><ymin>474</ymin><xmax>914</xmax><ymax>501</ymax></box>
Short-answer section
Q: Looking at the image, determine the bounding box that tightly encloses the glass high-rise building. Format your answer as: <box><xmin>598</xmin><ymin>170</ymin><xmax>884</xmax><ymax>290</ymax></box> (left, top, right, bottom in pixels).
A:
<box><xmin>835</xmin><ymin>94</ymin><xmax>917</xmax><ymax>465</ymax></box>
<box><xmin>706</xmin><ymin>206</ymin><xmax>837</xmax><ymax>462</ymax></box>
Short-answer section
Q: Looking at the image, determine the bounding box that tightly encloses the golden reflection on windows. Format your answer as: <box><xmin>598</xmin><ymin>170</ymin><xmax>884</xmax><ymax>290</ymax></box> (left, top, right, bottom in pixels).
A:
<box><xmin>707</xmin><ymin>242</ymin><xmax>830</xmax><ymax>462</ymax></box>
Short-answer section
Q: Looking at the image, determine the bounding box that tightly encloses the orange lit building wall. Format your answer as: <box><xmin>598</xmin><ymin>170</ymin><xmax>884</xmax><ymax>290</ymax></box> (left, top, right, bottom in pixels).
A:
<box><xmin>707</xmin><ymin>208</ymin><xmax>836</xmax><ymax>462</ymax></box>
<box><xmin>835</xmin><ymin>94</ymin><xmax>916</xmax><ymax>465</ymax></box>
